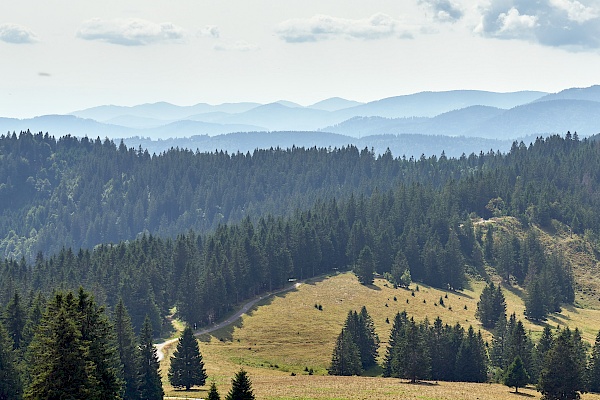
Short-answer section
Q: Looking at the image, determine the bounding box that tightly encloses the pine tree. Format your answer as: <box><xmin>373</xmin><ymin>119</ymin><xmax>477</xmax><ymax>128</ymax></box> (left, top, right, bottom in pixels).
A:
<box><xmin>525</xmin><ymin>278</ymin><xmax>547</xmax><ymax>321</ymax></box>
<box><xmin>476</xmin><ymin>282</ymin><xmax>506</xmax><ymax>329</ymax></box>
<box><xmin>20</xmin><ymin>292</ymin><xmax>45</xmax><ymax>351</ymax></box>
<box><xmin>455</xmin><ymin>326</ymin><xmax>487</xmax><ymax>382</ymax></box>
<box><xmin>504</xmin><ymin>356</ymin><xmax>529</xmax><ymax>393</ymax></box>
<box><xmin>207</xmin><ymin>381</ymin><xmax>221</xmax><ymax>400</ymax></box>
<box><xmin>0</xmin><ymin>320</ymin><xmax>22</xmax><ymax>400</ymax></box>
<box><xmin>328</xmin><ymin>327</ymin><xmax>362</xmax><ymax>376</ymax></box>
<box><xmin>384</xmin><ymin>311</ymin><xmax>408</xmax><ymax>377</ymax></box>
<box><xmin>139</xmin><ymin>316</ymin><xmax>164</xmax><ymax>400</ymax></box>
<box><xmin>538</xmin><ymin>328</ymin><xmax>585</xmax><ymax>400</ymax></box>
<box><xmin>589</xmin><ymin>330</ymin><xmax>600</xmax><ymax>393</ymax></box>
<box><xmin>114</xmin><ymin>298</ymin><xmax>141</xmax><ymax>400</ymax></box>
<box><xmin>225</xmin><ymin>369</ymin><xmax>255</xmax><ymax>400</ymax></box>
<box><xmin>169</xmin><ymin>325</ymin><xmax>207</xmax><ymax>390</ymax></box>
<box><xmin>354</xmin><ymin>246</ymin><xmax>375</xmax><ymax>285</ymax></box>
<box><xmin>532</xmin><ymin>325</ymin><xmax>553</xmax><ymax>383</ymax></box>
<box><xmin>4</xmin><ymin>292</ymin><xmax>25</xmax><ymax>350</ymax></box>
<box><xmin>25</xmin><ymin>293</ymin><xmax>96</xmax><ymax>400</ymax></box>
<box><xmin>358</xmin><ymin>306</ymin><xmax>379</xmax><ymax>369</ymax></box>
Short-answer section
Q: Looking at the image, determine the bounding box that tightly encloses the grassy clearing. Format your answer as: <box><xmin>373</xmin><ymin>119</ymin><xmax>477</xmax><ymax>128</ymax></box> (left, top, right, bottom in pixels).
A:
<box><xmin>160</xmin><ymin>271</ymin><xmax>600</xmax><ymax>398</ymax></box>
<box><xmin>160</xmin><ymin>219</ymin><xmax>600</xmax><ymax>398</ymax></box>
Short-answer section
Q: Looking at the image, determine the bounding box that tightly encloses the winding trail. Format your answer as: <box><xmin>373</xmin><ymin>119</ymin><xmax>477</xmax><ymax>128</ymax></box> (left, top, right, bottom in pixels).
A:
<box><xmin>156</xmin><ymin>282</ymin><xmax>302</xmax><ymax>361</ymax></box>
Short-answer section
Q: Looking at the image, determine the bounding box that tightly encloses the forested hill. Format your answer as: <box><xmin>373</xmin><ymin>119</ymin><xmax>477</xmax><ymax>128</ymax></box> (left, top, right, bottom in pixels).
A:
<box><xmin>1</xmin><ymin>132</ymin><xmax>598</xmax><ymax>335</ymax></box>
<box><xmin>0</xmin><ymin>130</ymin><xmax>507</xmax><ymax>261</ymax></box>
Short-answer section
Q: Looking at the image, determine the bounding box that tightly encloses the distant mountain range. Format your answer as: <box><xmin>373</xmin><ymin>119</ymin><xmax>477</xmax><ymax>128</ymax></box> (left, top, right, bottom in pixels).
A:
<box><xmin>2</xmin><ymin>85</ymin><xmax>600</xmax><ymax>156</ymax></box>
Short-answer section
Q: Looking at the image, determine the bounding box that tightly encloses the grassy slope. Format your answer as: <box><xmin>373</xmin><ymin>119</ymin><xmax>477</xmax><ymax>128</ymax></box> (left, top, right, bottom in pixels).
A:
<box><xmin>161</xmin><ymin>218</ymin><xmax>600</xmax><ymax>399</ymax></box>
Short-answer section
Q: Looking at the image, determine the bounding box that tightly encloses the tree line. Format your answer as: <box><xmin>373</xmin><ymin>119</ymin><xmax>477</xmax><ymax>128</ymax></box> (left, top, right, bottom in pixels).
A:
<box><xmin>329</xmin><ymin>305</ymin><xmax>600</xmax><ymax>399</ymax></box>
<box><xmin>4</xmin><ymin>131</ymin><xmax>600</xmax><ymax>265</ymax></box>
<box><xmin>0</xmin><ymin>287</ymin><xmax>257</xmax><ymax>400</ymax></box>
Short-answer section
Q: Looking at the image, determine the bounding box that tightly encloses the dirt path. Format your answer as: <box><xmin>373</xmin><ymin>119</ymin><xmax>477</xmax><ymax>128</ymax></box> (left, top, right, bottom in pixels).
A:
<box><xmin>156</xmin><ymin>282</ymin><xmax>302</xmax><ymax>361</ymax></box>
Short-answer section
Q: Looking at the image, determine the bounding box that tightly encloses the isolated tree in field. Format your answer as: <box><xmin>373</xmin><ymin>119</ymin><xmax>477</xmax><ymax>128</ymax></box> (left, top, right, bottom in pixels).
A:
<box><xmin>225</xmin><ymin>369</ymin><xmax>255</xmax><ymax>400</ymax></box>
<box><xmin>476</xmin><ymin>282</ymin><xmax>506</xmax><ymax>328</ymax></box>
<box><xmin>113</xmin><ymin>298</ymin><xmax>141</xmax><ymax>400</ymax></box>
<box><xmin>504</xmin><ymin>356</ymin><xmax>529</xmax><ymax>393</ymax></box>
<box><xmin>169</xmin><ymin>325</ymin><xmax>207</xmax><ymax>390</ymax></box>
<box><xmin>139</xmin><ymin>316</ymin><xmax>164</xmax><ymax>400</ymax></box>
<box><xmin>538</xmin><ymin>328</ymin><xmax>585</xmax><ymax>400</ymax></box>
<box><xmin>329</xmin><ymin>327</ymin><xmax>362</xmax><ymax>376</ymax></box>
<box><xmin>207</xmin><ymin>381</ymin><xmax>221</xmax><ymax>400</ymax></box>
<box><xmin>354</xmin><ymin>246</ymin><xmax>375</xmax><ymax>285</ymax></box>
<box><xmin>589</xmin><ymin>330</ymin><xmax>600</xmax><ymax>393</ymax></box>
<box><xmin>0</xmin><ymin>320</ymin><xmax>22</xmax><ymax>400</ymax></box>
<box><xmin>524</xmin><ymin>278</ymin><xmax>547</xmax><ymax>321</ymax></box>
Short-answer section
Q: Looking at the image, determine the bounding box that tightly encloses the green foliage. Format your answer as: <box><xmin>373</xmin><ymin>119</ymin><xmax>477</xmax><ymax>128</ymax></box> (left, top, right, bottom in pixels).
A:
<box><xmin>476</xmin><ymin>282</ymin><xmax>506</xmax><ymax>329</ymax></box>
<box><xmin>589</xmin><ymin>330</ymin><xmax>600</xmax><ymax>393</ymax></box>
<box><xmin>354</xmin><ymin>246</ymin><xmax>375</xmax><ymax>285</ymax></box>
<box><xmin>24</xmin><ymin>289</ymin><xmax>123</xmax><ymax>400</ymax></box>
<box><xmin>138</xmin><ymin>316</ymin><xmax>163</xmax><ymax>400</ymax></box>
<box><xmin>113</xmin><ymin>298</ymin><xmax>141</xmax><ymax>400</ymax></box>
<box><xmin>0</xmin><ymin>319</ymin><xmax>22</xmax><ymax>400</ymax></box>
<box><xmin>225</xmin><ymin>369</ymin><xmax>255</xmax><ymax>400</ymax></box>
<box><xmin>328</xmin><ymin>327</ymin><xmax>362</xmax><ymax>376</ymax></box>
<box><xmin>504</xmin><ymin>356</ymin><xmax>529</xmax><ymax>393</ymax></box>
<box><xmin>3</xmin><ymin>292</ymin><xmax>25</xmax><ymax>350</ymax></box>
<box><xmin>168</xmin><ymin>325</ymin><xmax>207</xmax><ymax>390</ymax></box>
<box><xmin>207</xmin><ymin>381</ymin><xmax>221</xmax><ymax>400</ymax></box>
<box><xmin>538</xmin><ymin>328</ymin><xmax>586</xmax><ymax>400</ymax></box>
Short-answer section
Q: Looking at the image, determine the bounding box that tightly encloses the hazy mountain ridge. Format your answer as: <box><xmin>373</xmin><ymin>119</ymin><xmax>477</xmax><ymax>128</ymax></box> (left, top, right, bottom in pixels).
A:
<box><xmin>5</xmin><ymin>86</ymin><xmax>600</xmax><ymax>148</ymax></box>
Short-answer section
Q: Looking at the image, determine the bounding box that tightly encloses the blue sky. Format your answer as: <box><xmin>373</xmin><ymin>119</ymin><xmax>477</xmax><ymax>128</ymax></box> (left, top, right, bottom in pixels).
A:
<box><xmin>2</xmin><ymin>0</ymin><xmax>600</xmax><ymax>118</ymax></box>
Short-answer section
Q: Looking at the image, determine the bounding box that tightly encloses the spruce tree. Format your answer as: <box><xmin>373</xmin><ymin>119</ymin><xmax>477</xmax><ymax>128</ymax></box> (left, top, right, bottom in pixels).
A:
<box><xmin>504</xmin><ymin>356</ymin><xmax>529</xmax><ymax>393</ymax></box>
<box><xmin>225</xmin><ymin>369</ymin><xmax>255</xmax><ymax>400</ymax></box>
<box><xmin>168</xmin><ymin>325</ymin><xmax>207</xmax><ymax>390</ymax></box>
<box><xmin>113</xmin><ymin>298</ymin><xmax>141</xmax><ymax>400</ymax></box>
<box><xmin>328</xmin><ymin>327</ymin><xmax>361</xmax><ymax>376</ymax></box>
<box><xmin>0</xmin><ymin>320</ymin><xmax>22</xmax><ymax>400</ymax></box>
<box><xmin>139</xmin><ymin>316</ymin><xmax>164</xmax><ymax>400</ymax></box>
<box><xmin>589</xmin><ymin>330</ymin><xmax>600</xmax><ymax>393</ymax></box>
<box><xmin>358</xmin><ymin>306</ymin><xmax>379</xmax><ymax>369</ymax></box>
<box><xmin>4</xmin><ymin>292</ymin><xmax>25</xmax><ymax>350</ymax></box>
<box><xmin>476</xmin><ymin>282</ymin><xmax>506</xmax><ymax>329</ymax></box>
<box><xmin>25</xmin><ymin>293</ymin><xmax>95</xmax><ymax>400</ymax></box>
<box><xmin>538</xmin><ymin>328</ymin><xmax>585</xmax><ymax>400</ymax></box>
<box><xmin>384</xmin><ymin>311</ymin><xmax>408</xmax><ymax>377</ymax></box>
<box><xmin>354</xmin><ymin>246</ymin><xmax>375</xmax><ymax>285</ymax></box>
<box><xmin>207</xmin><ymin>381</ymin><xmax>221</xmax><ymax>400</ymax></box>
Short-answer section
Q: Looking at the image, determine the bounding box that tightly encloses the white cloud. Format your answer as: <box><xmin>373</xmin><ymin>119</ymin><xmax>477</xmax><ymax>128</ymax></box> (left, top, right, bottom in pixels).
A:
<box><xmin>419</xmin><ymin>0</ymin><xmax>464</xmax><ymax>22</ymax></box>
<box><xmin>497</xmin><ymin>7</ymin><xmax>538</xmax><ymax>37</ymax></box>
<box><xmin>477</xmin><ymin>0</ymin><xmax>600</xmax><ymax>50</ymax></box>
<box><xmin>275</xmin><ymin>13</ymin><xmax>411</xmax><ymax>43</ymax></box>
<box><xmin>77</xmin><ymin>18</ymin><xmax>186</xmax><ymax>46</ymax></box>
<box><xmin>213</xmin><ymin>40</ymin><xmax>258</xmax><ymax>51</ymax></box>
<box><xmin>200</xmin><ymin>25</ymin><xmax>220</xmax><ymax>38</ymax></box>
<box><xmin>549</xmin><ymin>0</ymin><xmax>598</xmax><ymax>22</ymax></box>
<box><xmin>0</xmin><ymin>23</ymin><xmax>39</xmax><ymax>44</ymax></box>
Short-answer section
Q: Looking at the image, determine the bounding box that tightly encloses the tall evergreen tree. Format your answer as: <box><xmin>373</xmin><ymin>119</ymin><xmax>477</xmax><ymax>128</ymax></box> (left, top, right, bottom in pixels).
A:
<box><xmin>455</xmin><ymin>326</ymin><xmax>487</xmax><ymax>382</ymax></box>
<box><xmin>532</xmin><ymin>325</ymin><xmax>553</xmax><ymax>383</ymax></box>
<box><xmin>25</xmin><ymin>292</ymin><xmax>96</xmax><ymax>400</ymax></box>
<box><xmin>358</xmin><ymin>306</ymin><xmax>379</xmax><ymax>369</ymax></box>
<box><xmin>589</xmin><ymin>330</ymin><xmax>600</xmax><ymax>393</ymax></box>
<box><xmin>328</xmin><ymin>327</ymin><xmax>362</xmax><ymax>376</ymax></box>
<box><xmin>504</xmin><ymin>356</ymin><xmax>529</xmax><ymax>393</ymax></box>
<box><xmin>0</xmin><ymin>320</ymin><xmax>22</xmax><ymax>400</ymax></box>
<box><xmin>168</xmin><ymin>325</ymin><xmax>207</xmax><ymax>390</ymax></box>
<box><xmin>538</xmin><ymin>328</ymin><xmax>585</xmax><ymax>400</ymax></box>
<box><xmin>354</xmin><ymin>246</ymin><xmax>375</xmax><ymax>285</ymax></box>
<box><xmin>225</xmin><ymin>369</ymin><xmax>255</xmax><ymax>400</ymax></box>
<box><xmin>3</xmin><ymin>292</ymin><xmax>25</xmax><ymax>350</ymax></box>
<box><xmin>384</xmin><ymin>311</ymin><xmax>408</xmax><ymax>377</ymax></box>
<box><xmin>138</xmin><ymin>316</ymin><xmax>164</xmax><ymax>400</ymax></box>
<box><xmin>476</xmin><ymin>282</ymin><xmax>506</xmax><ymax>329</ymax></box>
<box><xmin>113</xmin><ymin>298</ymin><xmax>141</xmax><ymax>400</ymax></box>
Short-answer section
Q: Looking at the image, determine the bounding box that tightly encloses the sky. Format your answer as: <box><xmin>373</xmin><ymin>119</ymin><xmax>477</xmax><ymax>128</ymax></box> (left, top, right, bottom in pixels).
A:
<box><xmin>2</xmin><ymin>0</ymin><xmax>600</xmax><ymax>118</ymax></box>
